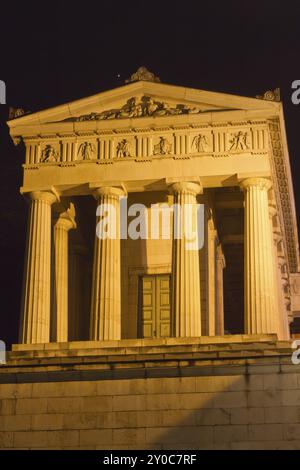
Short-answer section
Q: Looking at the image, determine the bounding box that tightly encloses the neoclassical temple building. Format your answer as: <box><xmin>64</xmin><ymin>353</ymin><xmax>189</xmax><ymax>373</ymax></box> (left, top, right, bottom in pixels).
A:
<box><xmin>2</xmin><ymin>68</ymin><xmax>300</xmax><ymax>450</ymax></box>
<box><xmin>8</xmin><ymin>67</ymin><xmax>300</xmax><ymax>344</ymax></box>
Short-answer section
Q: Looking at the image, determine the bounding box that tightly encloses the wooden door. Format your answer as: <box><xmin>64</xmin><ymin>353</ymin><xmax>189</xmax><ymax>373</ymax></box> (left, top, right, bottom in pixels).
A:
<box><xmin>139</xmin><ymin>274</ymin><xmax>171</xmax><ymax>338</ymax></box>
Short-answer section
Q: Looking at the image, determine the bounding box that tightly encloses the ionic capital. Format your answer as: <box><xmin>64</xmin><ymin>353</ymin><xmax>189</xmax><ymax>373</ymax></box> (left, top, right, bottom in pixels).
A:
<box><xmin>29</xmin><ymin>190</ymin><xmax>59</xmax><ymax>205</ymax></box>
<box><xmin>53</xmin><ymin>203</ymin><xmax>76</xmax><ymax>231</ymax></box>
<box><xmin>93</xmin><ymin>186</ymin><xmax>126</xmax><ymax>200</ymax></box>
<box><xmin>55</xmin><ymin>215</ymin><xmax>76</xmax><ymax>232</ymax></box>
<box><xmin>239</xmin><ymin>177</ymin><xmax>272</xmax><ymax>191</ymax></box>
<box><xmin>168</xmin><ymin>181</ymin><xmax>203</xmax><ymax>197</ymax></box>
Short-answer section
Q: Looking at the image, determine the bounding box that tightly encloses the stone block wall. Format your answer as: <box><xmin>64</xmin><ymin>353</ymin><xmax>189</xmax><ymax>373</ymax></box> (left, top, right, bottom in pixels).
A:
<box><xmin>1</xmin><ymin>337</ymin><xmax>300</xmax><ymax>449</ymax></box>
<box><xmin>1</xmin><ymin>371</ymin><xmax>300</xmax><ymax>449</ymax></box>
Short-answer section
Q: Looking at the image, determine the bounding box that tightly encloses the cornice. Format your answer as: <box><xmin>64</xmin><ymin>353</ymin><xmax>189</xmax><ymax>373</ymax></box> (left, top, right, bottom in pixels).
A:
<box><xmin>21</xmin><ymin>118</ymin><xmax>268</xmax><ymax>143</ymax></box>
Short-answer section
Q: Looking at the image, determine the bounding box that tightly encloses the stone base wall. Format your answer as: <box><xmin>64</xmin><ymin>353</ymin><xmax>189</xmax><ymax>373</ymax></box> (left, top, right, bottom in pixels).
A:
<box><xmin>1</xmin><ymin>336</ymin><xmax>300</xmax><ymax>449</ymax></box>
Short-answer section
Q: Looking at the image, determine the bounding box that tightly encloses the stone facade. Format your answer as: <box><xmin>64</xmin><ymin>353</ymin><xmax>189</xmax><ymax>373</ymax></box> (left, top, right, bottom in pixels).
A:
<box><xmin>7</xmin><ymin>70</ymin><xmax>300</xmax><ymax>342</ymax></box>
<box><xmin>4</xmin><ymin>68</ymin><xmax>300</xmax><ymax>449</ymax></box>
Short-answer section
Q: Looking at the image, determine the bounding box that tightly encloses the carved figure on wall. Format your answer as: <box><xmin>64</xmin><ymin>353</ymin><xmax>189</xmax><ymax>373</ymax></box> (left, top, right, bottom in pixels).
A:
<box><xmin>41</xmin><ymin>145</ymin><xmax>58</xmax><ymax>163</ymax></box>
<box><xmin>77</xmin><ymin>141</ymin><xmax>95</xmax><ymax>160</ymax></box>
<box><xmin>153</xmin><ymin>137</ymin><xmax>172</xmax><ymax>155</ymax></box>
<box><xmin>116</xmin><ymin>139</ymin><xmax>131</xmax><ymax>158</ymax></box>
<box><xmin>192</xmin><ymin>134</ymin><xmax>209</xmax><ymax>152</ymax></box>
<box><xmin>66</xmin><ymin>95</ymin><xmax>202</xmax><ymax>122</ymax></box>
<box><xmin>229</xmin><ymin>131</ymin><xmax>249</xmax><ymax>151</ymax></box>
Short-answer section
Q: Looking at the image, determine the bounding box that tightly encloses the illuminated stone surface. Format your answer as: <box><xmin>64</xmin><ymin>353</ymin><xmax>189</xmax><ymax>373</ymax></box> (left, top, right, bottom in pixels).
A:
<box><xmin>4</xmin><ymin>70</ymin><xmax>300</xmax><ymax>449</ymax></box>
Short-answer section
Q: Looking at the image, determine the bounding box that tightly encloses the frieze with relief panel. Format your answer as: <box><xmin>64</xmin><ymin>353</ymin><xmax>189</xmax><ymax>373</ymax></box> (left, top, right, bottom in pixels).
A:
<box><xmin>23</xmin><ymin>122</ymin><xmax>269</xmax><ymax>166</ymax></box>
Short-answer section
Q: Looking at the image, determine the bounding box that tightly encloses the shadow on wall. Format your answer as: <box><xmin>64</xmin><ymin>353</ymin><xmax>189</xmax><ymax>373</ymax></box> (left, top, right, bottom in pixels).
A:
<box><xmin>1</xmin><ymin>368</ymin><xmax>300</xmax><ymax>449</ymax></box>
<box><xmin>113</xmin><ymin>373</ymin><xmax>299</xmax><ymax>450</ymax></box>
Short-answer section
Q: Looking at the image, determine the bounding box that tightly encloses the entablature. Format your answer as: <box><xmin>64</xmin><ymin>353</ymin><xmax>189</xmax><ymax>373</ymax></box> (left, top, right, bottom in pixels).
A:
<box><xmin>22</xmin><ymin>119</ymin><xmax>269</xmax><ymax>167</ymax></box>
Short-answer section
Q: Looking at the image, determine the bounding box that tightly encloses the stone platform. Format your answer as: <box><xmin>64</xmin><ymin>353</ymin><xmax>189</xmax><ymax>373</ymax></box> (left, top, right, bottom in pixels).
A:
<box><xmin>3</xmin><ymin>334</ymin><xmax>293</xmax><ymax>382</ymax></box>
<box><xmin>0</xmin><ymin>335</ymin><xmax>300</xmax><ymax>449</ymax></box>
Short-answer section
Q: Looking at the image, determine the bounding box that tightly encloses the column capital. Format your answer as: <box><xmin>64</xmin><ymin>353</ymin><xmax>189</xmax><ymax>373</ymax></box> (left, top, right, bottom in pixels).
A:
<box><xmin>54</xmin><ymin>203</ymin><xmax>76</xmax><ymax>231</ymax></box>
<box><xmin>168</xmin><ymin>181</ymin><xmax>203</xmax><ymax>196</ymax></box>
<box><xmin>54</xmin><ymin>214</ymin><xmax>76</xmax><ymax>231</ymax></box>
<box><xmin>29</xmin><ymin>189</ymin><xmax>59</xmax><ymax>205</ymax></box>
<box><xmin>92</xmin><ymin>186</ymin><xmax>127</xmax><ymax>200</ymax></box>
<box><xmin>239</xmin><ymin>177</ymin><xmax>272</xmax><ymax>191</ymax></box>
<box><xmin>217</xmin><ymin>244</ymin><xmax>226</xmax><ymax>267</ymax></box>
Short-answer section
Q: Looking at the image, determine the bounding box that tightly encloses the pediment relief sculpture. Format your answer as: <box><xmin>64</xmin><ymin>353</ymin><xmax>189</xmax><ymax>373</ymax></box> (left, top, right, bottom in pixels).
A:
<box><xmin>63</xmin><ymin>95</ymin><xmax>203</xmax><ymax>122</ymax></box>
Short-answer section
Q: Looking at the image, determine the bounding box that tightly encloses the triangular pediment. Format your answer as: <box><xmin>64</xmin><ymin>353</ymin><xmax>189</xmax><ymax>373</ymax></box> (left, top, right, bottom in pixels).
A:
<box><xmin>7</xmin><ymin>80</ymin><xmax>281</xmax><ymax>129</ymax></box>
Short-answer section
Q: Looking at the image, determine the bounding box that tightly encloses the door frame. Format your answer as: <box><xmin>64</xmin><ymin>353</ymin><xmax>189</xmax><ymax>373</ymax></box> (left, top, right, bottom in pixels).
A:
<box><xmin>138</xmin><ymin>273</ymin><xmax>172</xmax><ymax>339</ymax></box>
<box><xmin>128</xmin><ymin>264</ymin><xmax>172</xmax><ymax>339</ymax></box>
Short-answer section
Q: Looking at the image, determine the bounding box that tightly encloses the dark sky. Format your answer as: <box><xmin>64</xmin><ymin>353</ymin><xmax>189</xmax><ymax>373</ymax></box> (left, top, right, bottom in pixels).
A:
<box><xmin>0</xmin><ymin>0</ymin><xmax>300</xmax><ymax>347</ymax></box>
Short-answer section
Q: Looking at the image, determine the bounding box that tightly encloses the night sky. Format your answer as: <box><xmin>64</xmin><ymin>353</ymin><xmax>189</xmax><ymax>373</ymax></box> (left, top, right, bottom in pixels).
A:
<box><xmin>0</xmin><ymin>0</ymin><xmax>300</xmax><ymax>347</ymax></box>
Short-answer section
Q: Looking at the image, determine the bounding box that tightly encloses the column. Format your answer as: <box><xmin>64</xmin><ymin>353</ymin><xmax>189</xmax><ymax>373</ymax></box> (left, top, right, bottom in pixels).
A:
<box><xmin>240</xmin><ymin>177</ymin><xmax>278</xmax><ymax>335</ymax></box>
<box><xmin>52</xmin><ymin>205</ymin><xmax>76</xmax><ymax>342</ymax></box>
<box><xmin>207</xmin><ymin>216</ymin><xmax>217</xmax><ymax>336</ymax></box>
<box><xmin>216</xmin><ymin>244</ymin><xmax>225</xmax><ymax>335</ymax></box>
<box><xmin>169</xmin><ymin>181</ymin><xmax>202</xmax><ymax>337</ymax></box>
<box><xmin>20</xmin><ymin>190</ymin><xmax>58</xmax><ymax>344</ymax></box>
<box><xmin>90</xmin><ymin>186</ymin><xmax>125</xmax><ymax>340</ymax></box>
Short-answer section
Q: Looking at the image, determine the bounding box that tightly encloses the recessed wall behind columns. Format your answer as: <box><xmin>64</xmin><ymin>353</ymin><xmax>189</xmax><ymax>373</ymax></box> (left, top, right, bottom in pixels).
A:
<box><xmin>67</xmin><ymin>196</ymin><xmax>95</xmax><ymax>341</ymax></box>
<box><xmin>121</xmin><ymin>191</ymin><xmax>172</xmax><ymax>338</ymax></box>
<box><xmin>121</xmin><ymin>191</ymin><xmax>209</xmax><ymax>339</ymax></box>
<box><xmin>1</xmin><ymin>339</ymin><xmax>300</xmax><ymax>450</ymax></box>
<box><xmin>223</xmin><ymin>243</ymin><xmax>244</xmax><ymax>334</ymax></box>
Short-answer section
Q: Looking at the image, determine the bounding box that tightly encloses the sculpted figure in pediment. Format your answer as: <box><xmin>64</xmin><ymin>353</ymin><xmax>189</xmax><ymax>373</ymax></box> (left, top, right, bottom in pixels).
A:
<box><xmin>70</xmin><ymin>95</ymin><xmax>201</xmax><ymax>122</ymax></box>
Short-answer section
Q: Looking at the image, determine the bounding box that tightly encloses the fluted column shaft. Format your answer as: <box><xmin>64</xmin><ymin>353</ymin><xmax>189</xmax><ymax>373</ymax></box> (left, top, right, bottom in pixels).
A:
<box><xmin>241</xmin><ymin>177</ymin><xmax>278</xmax><ymax>334</ymax></box>
<box><xmin>170</xmin><ymin>181</ymin><xmax>202</xmax><ymax>337</ymax></box>
<box><xmin>207</xmin><ymin>220</ymin><xmax>217</xmax><ymax>336</ymax></box>
<box><xmin>90</xmin><ymin>186</ymin><xmax>125</xmax><ymax>340</ymax></box>
<box><xmin>216</xmin><ymin>244</ymin><xmax>225</xmax><ymax>335</ymax></box>
<box><xmin>52</xmin><ymin>208</ymin><xmax>76</xmax><ymax>342</ymax></box>
<box><xmin>20</xmin><ymin>191</ymin><xmax>57</xmax><ymax>344</ymax></box>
